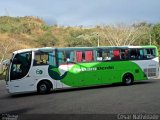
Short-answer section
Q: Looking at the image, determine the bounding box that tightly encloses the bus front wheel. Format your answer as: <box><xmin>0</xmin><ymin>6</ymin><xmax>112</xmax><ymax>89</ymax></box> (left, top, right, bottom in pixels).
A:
<box><xmin>37</xmin><ymin>81</ymin><xmax>51</xmax><ymax>94</ymax></box>
<box><xmin>122</xmin><ymin>73</ymin><xmax>134</xmax><ymax>85</ymax></box>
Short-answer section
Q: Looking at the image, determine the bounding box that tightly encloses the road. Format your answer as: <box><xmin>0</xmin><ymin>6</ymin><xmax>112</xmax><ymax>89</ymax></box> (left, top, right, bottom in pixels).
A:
<box><xmin>0</xmin><ymin>79</ymin><xmax>160</xmax><ymax>119</ymax></box>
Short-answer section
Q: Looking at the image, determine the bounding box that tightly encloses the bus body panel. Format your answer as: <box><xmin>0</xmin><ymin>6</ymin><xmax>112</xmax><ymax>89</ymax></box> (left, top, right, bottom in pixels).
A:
<box><xmin>7</xmin><ymin>65</ymin><xmax>72</xmax><ymax>93</ymax></box>
<box><xmin>133</xmin><ymin>57</ymin><xmax>159</xmax><ymax>79</ymax></box>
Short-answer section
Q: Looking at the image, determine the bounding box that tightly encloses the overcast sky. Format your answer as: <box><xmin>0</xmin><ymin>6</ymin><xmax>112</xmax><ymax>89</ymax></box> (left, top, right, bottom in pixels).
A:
<box><xmin>0</xmin><ymin>0</ymin><xmax>160</xmax><ymax>26</ymax></box>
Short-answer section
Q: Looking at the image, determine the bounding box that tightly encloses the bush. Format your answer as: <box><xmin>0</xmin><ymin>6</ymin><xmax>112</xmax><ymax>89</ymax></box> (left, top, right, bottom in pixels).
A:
<box><xmin>35</xmin><ymin>31</ymin><xmax>58</xmax><ymax>47</ymax></box>
<box><xmin>0</xmin><ymin>16</ymin><xmax>47</xmax><ymax>34</ymax></box>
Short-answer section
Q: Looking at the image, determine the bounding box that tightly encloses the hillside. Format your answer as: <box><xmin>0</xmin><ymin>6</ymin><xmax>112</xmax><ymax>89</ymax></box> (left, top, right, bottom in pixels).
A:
<box><xmin>0</xmin><ymin>16</ymin><xmax>160</xmax><ymax>62</ymax></box>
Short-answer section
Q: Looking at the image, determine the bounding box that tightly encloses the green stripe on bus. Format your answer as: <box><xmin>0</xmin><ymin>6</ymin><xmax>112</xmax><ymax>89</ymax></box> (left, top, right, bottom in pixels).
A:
<box><xmin>48</xmin><ymin>61</ymin><xmax>148</xmax><ymax>87</ymax></box>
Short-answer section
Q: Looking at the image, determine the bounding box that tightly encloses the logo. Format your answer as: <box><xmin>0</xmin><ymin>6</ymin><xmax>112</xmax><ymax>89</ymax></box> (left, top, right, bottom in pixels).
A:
<box><xmin>48</xmin><ymin>65</ymin><xmax>68</xmax><ymax>80</ymax></box>
<box><xmin>36</xmin><ymin>69</ymin><xmax>43</xmax><ymax>74</ymax></box>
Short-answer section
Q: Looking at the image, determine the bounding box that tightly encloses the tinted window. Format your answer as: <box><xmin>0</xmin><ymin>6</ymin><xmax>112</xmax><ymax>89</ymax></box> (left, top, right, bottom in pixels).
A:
<box><xmin>144</xmin><ymin>48</ymin><xmax>156</xmax><ymax>59</ymax></box>
<box><xmin>129</xmin><ymin>48</ymin><xmax>155</xmax><ymax>60</ymax></box>
<box><xmin>58</xmin><ymin>50</ymin><xmax>75</xmax><ymax>64</ymax></box>
<box><xmin>58</xmin><ymin>51</ymin><xmax>66</xmax><ymax>64</ymax></box>
<box><xmin>96</xmin><ymin>49</ymin><xmax>111</xmax><ymax>61</ymax></box>
<box><xmin>130</xmin><ymin>49</ymin><xmax>144</xmax><ymax>60</ymax></box>
<box><xmin>121</xmin><ymin>49</ymin><xmax>129</xmax><ymax>60</ymax></box>
<box><xmin>66</xmin><ymin>51</ymin><xmax>75</xmax><ymax>63</ymax></box>
<box><xmin>10</xmin><ymin>52</ymin><xmax>32</xmax><ymax>80</ymax></box>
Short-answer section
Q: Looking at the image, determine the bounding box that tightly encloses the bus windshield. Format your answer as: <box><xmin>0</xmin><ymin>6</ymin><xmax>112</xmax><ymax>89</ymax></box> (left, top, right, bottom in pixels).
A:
<box><xmin>10</xmin><ymin>52</ymin><xmax>32</xmax><ymax>80</ymax></box>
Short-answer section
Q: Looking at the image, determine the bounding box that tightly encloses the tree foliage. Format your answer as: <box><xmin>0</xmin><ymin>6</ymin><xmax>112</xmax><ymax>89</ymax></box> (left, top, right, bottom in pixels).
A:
<box><xmin>35</xmin><ymin>31</ymin><xmax>58</xmax><ymax>47</ymax></box>
<box><xmin>152</xmin><ymin>23</ymin><xmax>160</xmax><ymax>45</ymax></box>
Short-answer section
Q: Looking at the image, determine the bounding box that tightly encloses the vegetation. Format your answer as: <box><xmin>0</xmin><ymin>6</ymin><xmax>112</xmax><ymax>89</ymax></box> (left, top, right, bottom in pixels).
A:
<box><xmin>0</xmin><ymin>16</ymin><xmax>160</xmax><ymax>79</ymax></box>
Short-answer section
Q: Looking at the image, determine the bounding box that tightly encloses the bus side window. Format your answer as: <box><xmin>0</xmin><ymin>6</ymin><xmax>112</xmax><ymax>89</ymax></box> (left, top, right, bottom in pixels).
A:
<box><xmin>112</xmin><ymin>50</ymin><xmax>120</xmax><ymax>60</ymax></box>
<box><xmin>151</xmin><ymin>49</ymin><xmax>156</xmax><ymax>57</ymax></box>
<box><xmin>76</xmin><ymin>50</ymin><xmax>93</xmax><ymax>62</ymax></box>
<box><xmin>85</xmin><ymin>51</ymin><xmax>93</xmax><ymax>62</ymax></box>
<box><xmin>144</xmin><ymin>48</ymin><xmax>156</xmax><ymax>59</ymax></box>
<box><xmin>76</xmin><ymin>51</ymin><xmax>82</xmax><ymax>62</ymax></box>
<box><xmin>102</xmin><ymin>50</ymin><xmax>111</xmax><ymax>61</ymax></box>
<box><xmin>96</xmin><ymin>50</ymin><xmax>103</xmax><ymax>61</ymax></box>
<box><xmin>137</xmin><ymin>49</ymin><xmax>144</xmax><ymax>59</ymax></box>
<box><xmin>58</xmin><ymin>51</ymin><xmax>66</xmax><ymax>64</ymax></box>
<box><xmin>48</xmin><ymin>52</ymin><xmax>55</xmax><ymax>65</ymax></box>
<box><xmin>34</xmin><ymin>52</ymin><xmax>48</xmax><ymax>65</ymax></box>
<box><xmin>130</xmin><ymin>49</ymin><xmax>137</xmax><ymax>59</ymax></box>
<box><xmin>121</xmin><ymin>49</ymin><xmax>129</xmax><ymax>60</ymax></box>
<box><xmin>96</xmin><ymin>49</ymin><xmax>111</xmax><ymax>61</ymax></box>
<box><xmin>129</xmin><ymin>49</ymin><xmax>144</xmax><ymax>60</ymax></box>
<box><xmin>66</xmin><ymin>51</ymin><xmax>75</xmax><ymax>63</ymax></box>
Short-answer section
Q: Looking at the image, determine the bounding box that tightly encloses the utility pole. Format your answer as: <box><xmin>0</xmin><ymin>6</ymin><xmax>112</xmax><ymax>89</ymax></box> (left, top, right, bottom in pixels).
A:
<box><xmin>149</xmin><ymin>34</ymin><xmax>152</xmax><ymax>45</ymax></box>
<box><xmin>97</xmin><ymin>33</ymin><xmax>100</xmax><ymax>47</ymax></box>
<box><xmin>149</xmin><ymin>28</ymin><xmax>152</xmax><ymax>45</ymax></box>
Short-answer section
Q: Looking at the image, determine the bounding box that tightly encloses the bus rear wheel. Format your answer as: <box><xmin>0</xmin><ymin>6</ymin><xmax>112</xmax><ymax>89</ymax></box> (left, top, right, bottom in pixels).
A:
<box><xmin>37</xmin><ymin>81</ymin><xmax>51</xmax><ymax>94</ymax></box>
<box><xmin>122</xmin><ymin>73</ymin><xmax>134</xmax><ymax>85</ymax></box>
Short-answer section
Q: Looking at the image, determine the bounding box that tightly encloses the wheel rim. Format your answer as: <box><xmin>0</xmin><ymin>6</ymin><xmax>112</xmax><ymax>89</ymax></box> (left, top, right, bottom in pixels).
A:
<box><xmin>125</xmin><ymin>77</ymin><xmax>132</xmax><ymax>84</ymax></box>
<box><xmin>40</xmin><ymin>84</ymin><xmax>47</xmax><ymax>92</ymax></box>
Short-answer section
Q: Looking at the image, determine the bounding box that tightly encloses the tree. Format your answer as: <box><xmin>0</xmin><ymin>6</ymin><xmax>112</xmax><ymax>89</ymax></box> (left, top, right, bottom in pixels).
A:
<box><xmin>0</xmin><ymin>38</ymin><xmax>18</xmax><ymax>75</ymax></box>
<box><xmin>66</xmin><ymin>31</ymin><xmax>99</xmax><ymax>47</ymax></box>
<box><xmin>0</xmin><ymin>39</ymin><xmax>17</xmax><ymax>64</ymax></box>
<box><xmin>152</xmin><ymin>23</ymin><xmax>160</xmax><ymax>45</ymax></box>
<box><xmin>102</xmin><ymin>23</ymin><xmax>151</xmax><ymax>46</ymax></box>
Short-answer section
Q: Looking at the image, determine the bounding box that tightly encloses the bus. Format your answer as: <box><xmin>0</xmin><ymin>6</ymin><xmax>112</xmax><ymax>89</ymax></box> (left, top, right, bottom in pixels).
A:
<box><xmin>4</xmin><ymin>45</ymin><xmax>159</xmax><ymax>94</ymax></box>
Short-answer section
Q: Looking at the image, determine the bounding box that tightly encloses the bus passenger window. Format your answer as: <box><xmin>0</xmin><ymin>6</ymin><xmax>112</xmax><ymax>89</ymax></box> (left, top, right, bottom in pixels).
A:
<box><xmin>96</xmin><ymin>50</ymin><xmax>103</xmax><ymax>61</ymax></box>
<box><xmin>144</xmin><ymin>48</ymin><xmax>156</xmax><ymax>59</ymax></box>
<box><xmin>112</xmin><ymin>50</ymin><xmax>120</xmax><ymax>60</ymax></box>
<box><xmin>121</xmin><ymin>49</ymin><xmax>129</xmax><ymax>60</ymax></box>
<box><xmin>76</xmin><ymin>51</ymin><xmax>82</xmax><ymax>62</ymax></box>
<box><xmin>48</xmin><ymin>52</ymin><xmax>55</xmax><ymax>65</ymax></box>
<box><xmin>58</xmin><ymin>51</ymin><xmax>66</xmax><ymax>64</ymax></box>
<box><xmin>137</xmin><ymin>49</ymin><xmax>144</xmax><ymax>59</ymax></box>
<box><xmin>130</xmin><ymin>49</ymin><xmax>143</xmax><ymax>60</ymax></box>
<box><xmin>130</xmin><ymin>49</ymin><xmax>137</xmax><ymax>59</ymax></box>
<box><xmin>102</xmin><ymin>51</ymin><xmax>111</xmax><ymax>61</ymax></box>
<box><xmin>85</xmin><ymin>51</ymin><xmax>93</xmax><ymax>62</ymax></box>
<box><xmin>34</xmin><ymin>52</ymin><xmax>49</xmax><ymax>65</ymax></box>
<box><xmin>96</xmin><ymin>49</ymin><xmax>111</xmax><ymax>61</ymax></box>
<box><xmin>66</xmin><ymin>51</ymin><xmax>75</xmax><ymax>63</ymax></box>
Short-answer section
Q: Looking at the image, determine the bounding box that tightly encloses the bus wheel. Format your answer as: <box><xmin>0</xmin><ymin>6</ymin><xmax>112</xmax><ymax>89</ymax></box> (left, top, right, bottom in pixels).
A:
<box><xmin>122</xmin><ymin>73</ymin><xmax>134</xmax><ymax>85</ymax></box>
<box><xmin>37</xmin><ymin>81</ymin><xmax>51</xmax><ymax>94</ymax></box>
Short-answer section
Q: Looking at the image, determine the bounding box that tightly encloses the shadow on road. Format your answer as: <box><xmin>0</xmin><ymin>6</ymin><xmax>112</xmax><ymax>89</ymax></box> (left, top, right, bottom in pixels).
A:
<box><xmin>9</xmin><ymin>92</ymin><xmax>40</xmax><ymax>98</ymax></box>
<box><xmin>0</xmin><ymin>108</ymin><xmax>32</xmax><ymax>115</ymax></box>
<box><xmin>133</xmin><ymin>80</ymin><xmax>157</xmax><ymax>85</ymax></box>
<box><xmin>54</xmin><ymin>80</ymin><xmax>157</xmax><ymax>93</ymax></box>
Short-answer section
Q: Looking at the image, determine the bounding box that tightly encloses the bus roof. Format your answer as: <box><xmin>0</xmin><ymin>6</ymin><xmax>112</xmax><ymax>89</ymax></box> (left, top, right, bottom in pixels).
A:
<box><xmin>13</xmin><ymin>47</ymin><xmax>55</xmax><ymax>54</ymax></box>
<box><xmin>13</xmin><ymin>45</ymin><xmax>157</xmax><ymax>54</ymax></box>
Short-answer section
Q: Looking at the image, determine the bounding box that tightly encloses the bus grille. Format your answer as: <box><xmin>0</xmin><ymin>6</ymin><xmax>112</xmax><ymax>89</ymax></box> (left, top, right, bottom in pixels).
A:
<box><xmin>144</xmin><ymin>68</ymin><xmax>156</xmax><ymax>77</ymax></box>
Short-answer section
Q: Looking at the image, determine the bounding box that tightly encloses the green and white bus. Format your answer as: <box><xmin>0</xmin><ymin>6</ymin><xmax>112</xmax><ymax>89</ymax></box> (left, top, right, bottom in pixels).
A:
<box><xmin>5</xmin><ymin>45</ymin><xmax>159</xmax><ymax>94</ymax></box>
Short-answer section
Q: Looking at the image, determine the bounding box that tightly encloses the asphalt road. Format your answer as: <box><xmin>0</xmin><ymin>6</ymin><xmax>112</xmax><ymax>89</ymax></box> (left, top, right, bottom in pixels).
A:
<box><xmin>0</xmin><ymin>79</ymin><xmax>160</xmax><ymax>119</ymax></box>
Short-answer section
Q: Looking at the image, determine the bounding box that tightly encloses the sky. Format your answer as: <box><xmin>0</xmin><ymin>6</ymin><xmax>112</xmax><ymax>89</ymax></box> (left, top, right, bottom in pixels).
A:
<box><xmin>0</xmin><ymin>0</ymin><xmax>160</xmax><ymax>26</ymax></box>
